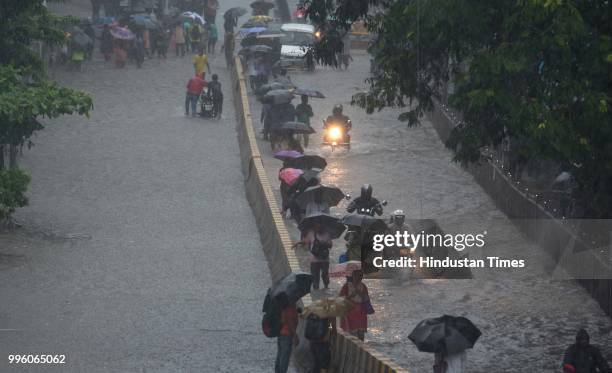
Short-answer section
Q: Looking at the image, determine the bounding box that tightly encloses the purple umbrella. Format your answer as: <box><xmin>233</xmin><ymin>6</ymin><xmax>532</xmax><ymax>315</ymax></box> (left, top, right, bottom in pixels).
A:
<box><xmin>110</xmin><ymin>26</ymin><xmax>135</xmax><ymax>40</ymax></box>
<box><xmin>274</xmin><ymin>150</ymin><xmax>303</xmax><ymax>161</ymax></box>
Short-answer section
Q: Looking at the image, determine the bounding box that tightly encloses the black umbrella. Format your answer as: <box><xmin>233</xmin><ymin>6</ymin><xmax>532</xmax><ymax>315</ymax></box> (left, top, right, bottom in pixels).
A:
<box><xmin>270</xmin><ymin>272</ymin><xmax>312</xmax><ymax>304</ymax></box>
<box><xmin>408</xmin><ymin>315</ymin><xmax>482</xmax><ymax>355</ymax></box>
<box><xmin>295</xmin><ymin>185</ymin><xmax>345</xmax><ymax>209</ymax></box>
<box><xmin>292</xmin><ymin>169</ymin><xmax>321</xmax><ymax>193</ymax></box>
<box><xmin>298</xmin><ymin>213</ymin><xmax>346</xmax><ymax>239</ymax></box>
<box><xmin>277</xmin><ymin>121</ymin><xmax>315</xmax><ymax>134</ymax></box>
<box><xmin>284</xmin><ymin>154</ymin><xmax>327</xmax><ymax>170</ymax></box>
<box><xmin>342</xmin><ymin>214</ymin><xmax>388</xmax><ymax>232</ymax></box>
<box><xmin>263</xmin><ymin>89</ymin><xmax>294</xmax><ymax>104</ymax></box>
<box><xmin>225</xmin><ymin>7</ymin><xmax>248</xmax><ymax>19</ymax></box>
<box><xmin>251</xmin><ymin>0</ymin><xmax>275</xmax><ymax>10</ymax></box>
<box><xmin>293</xmin><ymin>88</ymin><xmax>325</xmax><ymax>99</ymax></box>
<box><xmin>256</xmin><ymin>82</ymin><xmax>294</xmax><ymax>96</ymax></box>
<box><xmin>66</xmin><ymin>26</ymin><xmax>93</xmax><ymax>49</ymax></box>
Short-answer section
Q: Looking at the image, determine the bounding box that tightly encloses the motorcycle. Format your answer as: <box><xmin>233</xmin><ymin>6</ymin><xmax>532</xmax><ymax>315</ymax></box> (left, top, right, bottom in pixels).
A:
<box><xmin>322</xmin><ymin>119</ymin><xmax>351</xmax><ymax>151</ymax></box>
<box><xmin>356</xmin><ymin>200</ymin><xmax>387</xmax><ymax>216</ymax></box>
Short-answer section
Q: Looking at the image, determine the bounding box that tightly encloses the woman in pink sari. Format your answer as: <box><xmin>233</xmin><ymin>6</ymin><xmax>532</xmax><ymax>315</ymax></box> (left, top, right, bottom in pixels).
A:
<box><xmin>339</xmin><ymin>269</ymin><xmax>370</xmax><ymax>341</ymax></box>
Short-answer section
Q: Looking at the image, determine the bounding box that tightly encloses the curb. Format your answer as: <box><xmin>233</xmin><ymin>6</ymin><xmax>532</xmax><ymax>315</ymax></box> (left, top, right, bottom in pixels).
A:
<box><xmin>230</xmin><ymin>56</ymin><xmax>410</xmax><ymax>373</ymax></box>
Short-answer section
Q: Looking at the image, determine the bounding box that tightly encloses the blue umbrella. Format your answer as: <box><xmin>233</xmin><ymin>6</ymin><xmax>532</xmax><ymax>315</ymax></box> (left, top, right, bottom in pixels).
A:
<box><xmin>95</xmin><ymin>16</ymin><xmax>116</xmax><ymax>25</ymax></box>
<box><xmin>239</xmin><ymin>26</ymin><xmax>267</xmax><ymax>35</ymax></box>
<box><xmin>131</xmin><ymin>15</ymin><xmax>158</xmax><ymax>29</ymax></box>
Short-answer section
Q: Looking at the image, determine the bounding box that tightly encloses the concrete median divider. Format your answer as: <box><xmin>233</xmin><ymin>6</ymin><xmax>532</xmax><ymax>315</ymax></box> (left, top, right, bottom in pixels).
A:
<box><xmin>230</xmin><ymin>56</ymin><xmax>410</xmax><ymax>373</ymax></box>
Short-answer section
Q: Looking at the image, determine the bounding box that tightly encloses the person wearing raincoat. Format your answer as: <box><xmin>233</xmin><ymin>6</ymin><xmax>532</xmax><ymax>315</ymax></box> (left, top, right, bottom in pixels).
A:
<box><xmin>563</xmin><ymin>329</ymin><xmax>610</xmax><ymax>373</ymax></box>
<box><xmin>339</xmin><ymin>269</ymin><xmax>370</xmax><ymax>341</ymax></box>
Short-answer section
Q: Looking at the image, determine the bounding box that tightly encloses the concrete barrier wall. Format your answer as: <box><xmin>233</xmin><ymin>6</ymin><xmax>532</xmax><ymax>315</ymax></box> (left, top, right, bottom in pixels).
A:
<box><xmin>231</xmin><ymin>56</ymin><xmax>410</xmax><ymax>372</ymax></box>
<box><xmin>429</xmin><ymin>101</ymin><xmax>612</xmax><ymax>318</ymax></box>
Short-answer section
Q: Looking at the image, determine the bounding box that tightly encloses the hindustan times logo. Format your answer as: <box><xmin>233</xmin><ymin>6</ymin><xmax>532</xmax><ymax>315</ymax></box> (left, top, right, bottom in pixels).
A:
<box><xmin>372</xmin><ymin>231</ymin><xmax>487</xmax><ymax>252</ymax></box>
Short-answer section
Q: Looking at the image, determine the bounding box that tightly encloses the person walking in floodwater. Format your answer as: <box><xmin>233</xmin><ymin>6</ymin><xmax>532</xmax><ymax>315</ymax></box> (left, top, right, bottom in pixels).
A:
<box><xmin>563</xmin><ymin>329</ymin><xmax>610</xmax><ymax>373</ymax></box>
<box><xmin>339</xmin><ymin>269</ymin><xmax>371</xmax><ymax>341</ymax></box>
<box><xmin>275</xmin><ymin>298</ymin><xmax>299</xmax><ymax>373</ymax></box>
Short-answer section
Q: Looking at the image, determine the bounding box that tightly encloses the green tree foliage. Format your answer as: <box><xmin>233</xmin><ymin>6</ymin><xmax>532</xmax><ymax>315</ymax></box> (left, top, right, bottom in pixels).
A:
<box><xmin>305</xmin><ymin>0</ymin><xmax>612</xmax><ymax>217</ymax></box>
<box><xmin>0</xmin><ymin>0</ymin><xmax>92</xmax><ymax>218</ymax></box>
<box><xmin>0</xmin><ymin>169</ymin><xmax>30</xmax><ymax>220</ymax></box>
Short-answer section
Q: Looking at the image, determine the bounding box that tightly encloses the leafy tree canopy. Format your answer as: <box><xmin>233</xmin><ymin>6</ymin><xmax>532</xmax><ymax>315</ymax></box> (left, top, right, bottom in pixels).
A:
<box><xmin>305</xmin><ymin>0</ymin><xmax>612</xmax><ymax>217</ymax></box>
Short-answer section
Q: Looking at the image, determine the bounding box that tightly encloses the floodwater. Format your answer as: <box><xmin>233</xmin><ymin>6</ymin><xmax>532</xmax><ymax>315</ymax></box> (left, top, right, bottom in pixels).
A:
<box><xmin>250</xmin><ymin>51</ymin><xmax>612</xmax><ymax>371</ymax></box>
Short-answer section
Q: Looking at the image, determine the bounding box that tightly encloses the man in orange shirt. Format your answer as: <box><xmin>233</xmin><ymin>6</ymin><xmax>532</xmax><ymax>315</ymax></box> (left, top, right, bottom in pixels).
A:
<box><xmin>275</xmin><ymin>302</ymin><xmax>299</xmax><ymax>373</ymax></box>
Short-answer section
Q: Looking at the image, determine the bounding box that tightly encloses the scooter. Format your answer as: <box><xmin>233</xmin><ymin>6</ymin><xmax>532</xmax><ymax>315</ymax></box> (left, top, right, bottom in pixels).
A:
<box><xmin>322</xmin><ymin>119</ymin><xmax>351</xmax><ymax>151</ymax></box>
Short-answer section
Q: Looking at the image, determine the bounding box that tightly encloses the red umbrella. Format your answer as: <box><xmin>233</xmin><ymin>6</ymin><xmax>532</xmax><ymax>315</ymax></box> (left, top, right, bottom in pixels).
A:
<box><xmin>330</xmin><ymin>261</ymin><xmax>362</xmax><ymax>278</ymax></box>
<box><xmin>279</xmin><ymin>168</ymin><xmax>303</xmax><ymax>186</ymax></box>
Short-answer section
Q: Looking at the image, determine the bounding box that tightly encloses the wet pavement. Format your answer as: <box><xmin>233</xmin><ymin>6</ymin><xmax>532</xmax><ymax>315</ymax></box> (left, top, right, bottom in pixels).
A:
<box><xmin>0</xmin><ymin>1</ymin><xmax>281</xmax><ymax>372</ymax></box>
<box><xmin>248</xmin><ymin>52</ymin><xmax>612</xmax><ymax>371</ymax></box>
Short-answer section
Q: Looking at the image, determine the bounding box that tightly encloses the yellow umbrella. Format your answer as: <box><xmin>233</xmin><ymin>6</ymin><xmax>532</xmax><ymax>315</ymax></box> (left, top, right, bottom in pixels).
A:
<box><xmin>249</xmin><ymin>15</ymin><xmax>273</xmax><ymax>23</ymax></box>
<box><xmin>303</xmin><ymin>297</ymin><xmax>353</xmax><ymax>318</ymax></box>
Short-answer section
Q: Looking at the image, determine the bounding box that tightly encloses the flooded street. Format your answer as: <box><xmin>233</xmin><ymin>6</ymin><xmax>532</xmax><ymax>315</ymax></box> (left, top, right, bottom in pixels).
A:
<box><xmin>0</xmin><ymin>1</ymin><xmax>279</xmax><ymax>372</ymax></box>
<box><xmin>0</xmin><ymin>0</ymin><xmax>609</xmax><ymax>371</ymax></box>
<box><xmin>250</xmin><ymin>52</ymin><xmax>612</xmax><ymax>371</ymax></box>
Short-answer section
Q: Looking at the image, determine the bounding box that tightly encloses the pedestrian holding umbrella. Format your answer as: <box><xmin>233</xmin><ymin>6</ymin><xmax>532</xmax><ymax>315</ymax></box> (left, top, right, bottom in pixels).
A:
<box><xmin>409</xmin><ymin>315</ymin><xmax>481</xmax><ymax>355</ymax></box>
<box><xmin>409</xmin><ymin>315</ymin><xmax>480</xmax><ymax>373</ymax></box>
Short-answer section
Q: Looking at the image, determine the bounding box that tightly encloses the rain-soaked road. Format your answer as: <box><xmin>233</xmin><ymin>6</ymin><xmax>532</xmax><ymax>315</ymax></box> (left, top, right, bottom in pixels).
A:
<box><xmin>249</xmin><ymin>51</ymin><xmax>612</xmax><ymax>371</ymax></box>
<box><xmin>0</xmin><ymin>1</ymin><xmax>281</xmax><ymax>372</ymax></box>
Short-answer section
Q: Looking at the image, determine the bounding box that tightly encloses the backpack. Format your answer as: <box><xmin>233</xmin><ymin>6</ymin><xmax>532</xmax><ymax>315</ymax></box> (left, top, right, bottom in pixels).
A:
<box><xmin>304</xmin><ymin>314</ymin><xmax>328</xmax><ymax>340</ymax></box>
<box><xmin>310</xmin><ymin>238</ymin><xmax>330</xmax><ymax>260</ymax></box>
<box><xmin>261</xmin><ymin>290</ymin><xmax>282</xmax><ymax>338</ymax></box>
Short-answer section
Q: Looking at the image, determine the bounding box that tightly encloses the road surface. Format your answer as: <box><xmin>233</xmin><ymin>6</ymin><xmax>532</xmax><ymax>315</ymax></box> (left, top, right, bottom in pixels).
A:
<box><xmin>0</xmin><ymin>1</ymin><xmax>281</xmax><ymax>372</ymax></box>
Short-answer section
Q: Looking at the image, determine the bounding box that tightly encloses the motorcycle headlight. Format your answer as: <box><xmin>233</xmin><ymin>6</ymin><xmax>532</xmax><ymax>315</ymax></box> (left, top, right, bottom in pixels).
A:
<box><xmin>328</xmin><ymin>126</ymin><xmax>342</xmax><ymax>140</ymax></box>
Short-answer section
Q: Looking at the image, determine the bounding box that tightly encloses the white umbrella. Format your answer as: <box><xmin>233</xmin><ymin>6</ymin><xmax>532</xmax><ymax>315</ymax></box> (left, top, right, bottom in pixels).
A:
<box><xmin>182</xmin><ymin>11</ymin><xmax>205</xmax><ymax>25</ymax></box>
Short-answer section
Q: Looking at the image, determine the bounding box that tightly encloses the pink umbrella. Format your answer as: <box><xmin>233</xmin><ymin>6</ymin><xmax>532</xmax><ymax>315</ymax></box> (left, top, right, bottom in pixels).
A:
<box><xmin>279</xmin><ymin>168</ymin><xmax>303</xmax><ymax>186</ymax></box>
<box><xmin>330</xmin><ymin>261</ymin><xmax>362</xmax><ymax>278</ymax></box>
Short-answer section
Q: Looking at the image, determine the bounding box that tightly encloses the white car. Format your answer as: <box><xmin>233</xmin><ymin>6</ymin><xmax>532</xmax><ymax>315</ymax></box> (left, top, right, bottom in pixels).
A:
<box><xmin>279</xmin><ymin>23</ymin><xmax>314</xmax><ymax>68</ymax></box>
